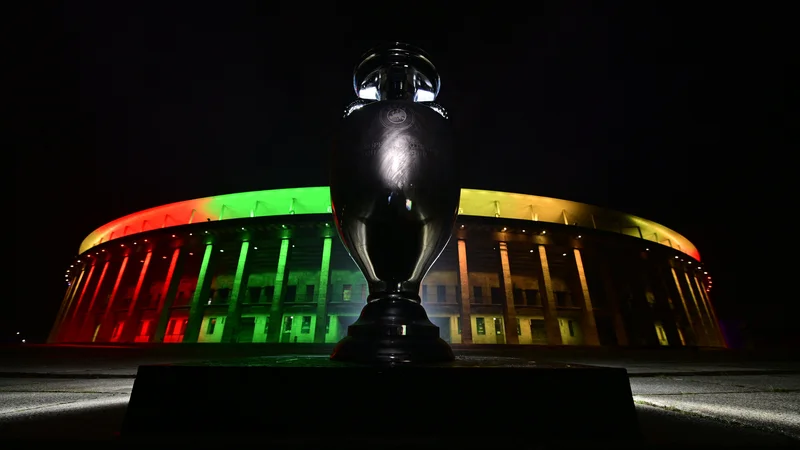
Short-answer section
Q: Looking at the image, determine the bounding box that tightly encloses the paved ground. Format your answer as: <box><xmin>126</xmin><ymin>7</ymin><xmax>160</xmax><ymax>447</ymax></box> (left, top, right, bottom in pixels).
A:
<box><xmin>631</xmin><ymin>374</ymin><xmax>800</xmax><ymax>441</ymax></box>
<box><xmin>0</xmin><ymin>378</ymin><xmax>131</xmax><ymax>440</ymax></box>
<box><xmin>0</xmin><ymin>344</ymin><xmax>798</xmax><ymax>446</ymax></box>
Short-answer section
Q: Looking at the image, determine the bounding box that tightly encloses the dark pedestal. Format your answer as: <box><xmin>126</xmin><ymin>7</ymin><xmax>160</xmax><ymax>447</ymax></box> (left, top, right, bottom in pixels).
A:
<box><xmin>122</xmin><ymin>356</ymin><xmax>640</xmax><ymax>447</ymax></box>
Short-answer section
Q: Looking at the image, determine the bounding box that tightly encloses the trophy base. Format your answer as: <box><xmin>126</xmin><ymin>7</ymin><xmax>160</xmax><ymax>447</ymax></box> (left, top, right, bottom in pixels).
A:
<box><xmin>330</xmin><ymin>297</ymin><xmax>455</xmax><ymax>363</ymax></box>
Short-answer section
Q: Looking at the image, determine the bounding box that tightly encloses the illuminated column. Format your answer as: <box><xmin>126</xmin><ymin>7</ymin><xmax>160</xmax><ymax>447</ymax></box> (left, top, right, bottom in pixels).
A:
<box><xmin>670</xmin><ymin>267</ymin><xmax>701</xmax><ymax>345</ymax></box>
<box><xmin>96</xmin><ymin>255</ymin><xmax>129</xmax><ymax>342</ymax></box>
<box><xmin>573</xmin><ymin>249</ymin><xmax>600</xmax><ymax>346</ymax></box>
<box><xmin>497</xmin><ymin>242</ymin><xmax>518</xmax><ymax>344</ymax></box>
<box><xmin>456</xmin><ymin>239</ymin><xmax>473</xmax><ymax>344</ymax></box>
<box><xmin>692</xmin><ymin>276</ymin><xmax>713</xmax><ymax>325</ymax></box>
<box><xmin>694</xmin><ymin>275</ymin><xmax>726</xmax><ymax>347</ymax></box>
<box><xmin>267</xmin><ymin>238</ymin><xmax>291</xmax><ymax>343</ymax></box>
<box><xmin>536</xmin><ymin>246</ymin><xmax>562</xmax><ymax>345</ymax></box>
<box><xmin>696</xmin><ymin>276</ymin><xmax>724</xmax><ymax>345</ymax></box>
<box><xmin>77</xmin><ymin>259</ymin><xmax>111</xmax><ymax>340</ymax></box>
<box><xmin>48</xmin><ymin>272</ymin><xmax>81</xmax><ymax>343</ymax></box>
<box><xmin>119</xmin><ymin>250</ymin><xmax>153</xmax><ymax>342</ymax></box>
<box><xmin>65</xmin><ymin>260</ymin><xmax>97</xmax><ymax>340</ymax></box>
<box><xmin>183</xmin><ymin>243</ymin><xmax>216</xmax><ymax>343</ymax></box>
<box><xmin>151</xmin><ymin>248</ymin><xmax>186</xmax><ymax>343</ymax></box>
<box><xmin>684</xmin><ymin>271</ymin><xmax>712</xmax><ymax>345</ymax></box>
<box><xmin>55</xmin><ymin>264</ymin><xmax>88</xmax><ymax>341</ymax></box>
<box><xmin>221</xmin><ymin>241</ymin><xmax>251</xmax><ymax>343</ymax></box>
<box><xmin>694</xmin><ymin>276</ymin><xmax>717</xmax><ymax>340</ymax></box>
<box><xmin>314</xmin><ymin>236</ymin><xmax>333</xmax><ymax>343</ymax></box>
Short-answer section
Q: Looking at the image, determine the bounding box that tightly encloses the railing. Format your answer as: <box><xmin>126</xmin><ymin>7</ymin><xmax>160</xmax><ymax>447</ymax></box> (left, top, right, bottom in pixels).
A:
<box><xmin>514</xmin><ymin>290</ymin><xmax>542</xmax><ymax>307</ymax></box>
<box><xmin>554</xmin><ymin>291</ymin><xmax>574</xmax><ymax>308</ymax></box>
<box><xmin>421</xmin><ymin>292</ymin><xmax>460</xmax><ymax>305</ymax></box>
<box><xmin>283</xmin><ymin>294</ymin><xmax>317</xmax><ymax>303</ymax></box>
<box><xmin>163</xmin><ymin>334</ymin><xmax>184</xmax><ymax>343</ymax></box>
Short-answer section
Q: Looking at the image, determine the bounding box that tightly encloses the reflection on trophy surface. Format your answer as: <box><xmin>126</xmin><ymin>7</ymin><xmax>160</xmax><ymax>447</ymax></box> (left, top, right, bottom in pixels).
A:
<box><xmin>329</xmin><ymin>42</ymin><xmax>460</xmax><ymax>363</ymax></box>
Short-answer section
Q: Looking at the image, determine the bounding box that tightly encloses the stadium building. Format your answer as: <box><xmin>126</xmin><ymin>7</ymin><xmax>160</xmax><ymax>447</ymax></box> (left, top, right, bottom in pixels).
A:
<box><xmin>49</xmin><ymin>187</ymin><xmax>724</xmax><ymax>348</ymax></box>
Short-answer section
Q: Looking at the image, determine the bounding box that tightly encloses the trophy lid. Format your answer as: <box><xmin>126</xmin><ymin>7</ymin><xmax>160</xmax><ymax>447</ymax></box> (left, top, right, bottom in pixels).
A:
<box><xmin>353</xmin><ymin>42</ymin><xmax>441</xmax><ymax>102</ymax></box>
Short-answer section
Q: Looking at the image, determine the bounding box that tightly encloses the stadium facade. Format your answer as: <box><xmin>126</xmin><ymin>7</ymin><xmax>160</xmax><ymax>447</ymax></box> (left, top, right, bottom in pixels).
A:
<box><xmin>49</xmin><ymin>187</ymin><xmax>724</xmax><ymax>348</ymax></box>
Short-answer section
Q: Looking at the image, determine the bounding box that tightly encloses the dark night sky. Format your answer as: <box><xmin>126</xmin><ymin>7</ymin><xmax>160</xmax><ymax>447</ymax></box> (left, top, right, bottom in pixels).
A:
<box><xmin>12</xmin><ymin>3</ymin><xmax>793</xmax><ymax>344</ymax></box>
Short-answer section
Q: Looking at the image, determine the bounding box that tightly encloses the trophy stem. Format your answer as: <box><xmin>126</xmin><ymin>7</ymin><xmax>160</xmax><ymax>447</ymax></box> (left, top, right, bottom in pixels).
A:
<box><xmin>330</xmin><ymin>296</ymin><xmax>455</xmax><ymax>364</ymax></box>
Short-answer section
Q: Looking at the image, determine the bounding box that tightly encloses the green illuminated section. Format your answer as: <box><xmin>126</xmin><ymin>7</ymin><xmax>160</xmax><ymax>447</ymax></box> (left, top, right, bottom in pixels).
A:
<box><xmin>184</xmin><ymin>243</ymin><xmax>214</xmax><ymax>343</ymax></box>
<box><xmin>222</xmin><ymin>241</ymin><xmax>250</xmax><ymax>342</ymax></box>
<box><xmin>206</xmin><ymin>187</ymin><xmax>332</xmax><ymax>219</ymax></box>
<box><xmin>193</xmin><ymin>244</ymin><xmax>214</xmax><ymax>305</ymax></box>
<box><xmin>267</xmin><ymin>238</ymin><xmax>291</xmax><ymax>343</ymax></box>
<box><xmin>319</xmin><ymin>237</ymin><xmax>332</xmax><ymax>298</ymax></box>
<box><xmin>229</xmin><ymin>241</ymin><xmax>250</xmax><ymax>306</ymax></box>
<box><xmin>79</xmin><ymin>186</ymin><xmax>700</xmax><ymax>260</ymax></box>
<box><xmin>272</xmin><ymin>239</ymin><xmax>290</xmax><ymax>305</ymax></box>
<box><xmin>314</xmin><ymin>237</ymin><xmax>333</xmax><ymax>343</ymax></box>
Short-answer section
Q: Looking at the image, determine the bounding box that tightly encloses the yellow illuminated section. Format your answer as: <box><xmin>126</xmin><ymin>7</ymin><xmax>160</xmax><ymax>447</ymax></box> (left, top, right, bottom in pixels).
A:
<box><xmin>79</xmin><ymin>187</ymin><xmax>700</xmax><ymax>261</ymax></box>
<box><xmin>458</xmin><ymin>189</ymin><xmax>699</xmax><ymax>260</ymax></box>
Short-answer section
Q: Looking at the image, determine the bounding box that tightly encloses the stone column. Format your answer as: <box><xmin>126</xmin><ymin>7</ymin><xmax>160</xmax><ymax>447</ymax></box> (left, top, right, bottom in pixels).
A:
<box><xmin>497</xmin><ymin>242</ymin><xmax>518</xmax><ymax>344</ymax></box>
<box><xmin>536</xmin><ymin>245</ymin><xmax>562</xmax><ymax>345</ymax></box>
<box><xmin>183</xmin><ymin>243</ymin><xmax>216</xmax><ymax>343</ymax></box>
<box><xmin>48</xmin><ymin>270</ymin><xmax>82</xmax><ymax>343</ymax></box>
<box><xmin>65</xmin><ymin>260</ymin><xmax>97</xmax><ymax>340</ymax></box>
<box><xmin>456</xmin><ymin>239</ymin><xmax>472</xmax><ymax>343</ymax></box>
<box><xmin>95</xmin><ymin>255</ymin><xmax>130</xmax><ymax>342</ymax></box>
<box><xmin>77</xmin><ymin>259</ymin><xmax>111</xmax><ymax>341</ymax></box>
<box><xmin>314</xmin><ymin>236</ymin><xmax>333</xmax><ymax>343</ymax></box>
<box><xmin>267</xmin><ymin>238</ymin><xmax>291</xmax><ymax>343</ymax></box>
<box><xmin>670</xmin><ymin>267</ymin><xmax>701</xmax><ymax>345</ymax></box>
<box><xmin>55</xmin><ymin>264</ymin><xmax>87</xmax><ymax>342</ymax></box>
<box><xmin>222</xmin><ymin>241</ymin><xmax>251</xmax><ymax>343</ymax></box>
<box><xmin>119</xmin><ymin>250</ymin><xmax>153</xmax><ymax>342</ymax></box>
<box><xmin>151</xmin><ymin>247</ymin><xmax>187</xmax><ymax>343</ymax></box>
<box><xmin>573</xmin><ymin>249</ymin><xmax>600</xmax><ymax>346</ymax></box>
<box><xmin>694</xmin><ymin>275</ymin><xmax>726</xmax><ymax>347</ymax></box>
<box><xmin>684</xmin><ymin>271</ymin><xmax>712</xmax><ymax>345</ymax></box>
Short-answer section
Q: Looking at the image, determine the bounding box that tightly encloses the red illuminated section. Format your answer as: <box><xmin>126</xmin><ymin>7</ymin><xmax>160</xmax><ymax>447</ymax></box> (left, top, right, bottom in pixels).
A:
<box><xmin>79</xmin><ymin>187</ymin><xmax>701</xmax><ymax>261</ymax></box>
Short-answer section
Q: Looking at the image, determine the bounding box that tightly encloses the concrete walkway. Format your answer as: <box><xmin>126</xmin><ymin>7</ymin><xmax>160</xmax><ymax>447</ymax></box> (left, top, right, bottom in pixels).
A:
<box><xmin>630</xmin><ymin>374</ymin><xmax>800</xmax><ymax>441</ymax></box>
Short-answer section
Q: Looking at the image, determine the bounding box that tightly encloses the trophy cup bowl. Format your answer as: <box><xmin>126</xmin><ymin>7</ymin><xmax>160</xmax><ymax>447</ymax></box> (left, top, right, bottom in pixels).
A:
<box><xmin>330</xmin><ymin>43</ymin><xmax>459</xmax><ymax>363</ymax></box>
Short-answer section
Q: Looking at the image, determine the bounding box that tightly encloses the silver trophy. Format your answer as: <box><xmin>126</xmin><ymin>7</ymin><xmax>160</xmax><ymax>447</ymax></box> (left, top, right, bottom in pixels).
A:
<box><xmin>329</xmin><ymin>43</ymin><xmax>459</xmax><ymax>363</ymax></box>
